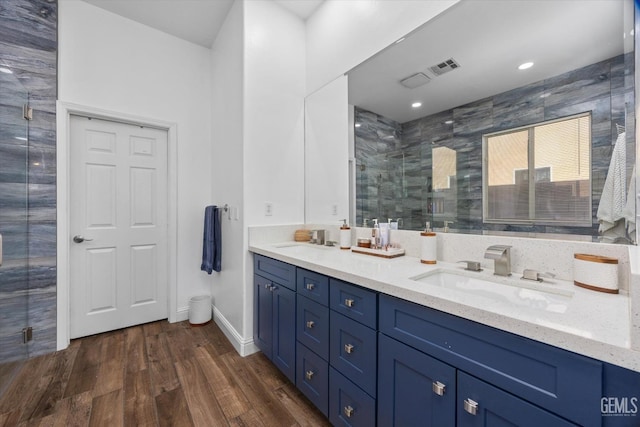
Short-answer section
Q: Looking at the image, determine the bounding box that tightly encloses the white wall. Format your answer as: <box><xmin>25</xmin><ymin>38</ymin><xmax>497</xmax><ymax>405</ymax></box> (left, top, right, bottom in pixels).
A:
<box><xmin>209</xmin><ymin>0</ymin><xmax>247</xmax><ymax>347</ymax></box>
<box><xmin>207</xmin><ymin>0</ymin><xmax>306</xmax><ymax>353</ymax></box>
<box><xmin>306</xmin><ymin>0</ymin><xmax>460</xmax><ymax>94</ymax></box>
<box><xmin>243</xmin><ymin>1</ymin><xmax>306</xmax><ymax>228</ymax></box>
<box><xmin>305</xmin><ymin>76</ymin><xmax>349</xmax><ymax>224</ymax></box>
<box><xmin>58</xmin><ymin>0</ymin><xmax>213</xmax><ymax>316</ymax></box>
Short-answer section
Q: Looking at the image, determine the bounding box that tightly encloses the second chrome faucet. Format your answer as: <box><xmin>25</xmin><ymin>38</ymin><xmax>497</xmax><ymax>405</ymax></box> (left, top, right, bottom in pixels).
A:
<box><xmin>484</xmin><ymin>245</ymin><xmax>512</xmax><ymax>276</ymax></box>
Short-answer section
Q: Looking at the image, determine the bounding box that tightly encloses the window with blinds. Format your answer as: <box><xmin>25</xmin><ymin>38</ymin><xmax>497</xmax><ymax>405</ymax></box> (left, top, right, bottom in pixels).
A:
<box><xmin>483</xmin><ymin>113</ymin><xmax>591</xmax><ymax>226</ymax></box>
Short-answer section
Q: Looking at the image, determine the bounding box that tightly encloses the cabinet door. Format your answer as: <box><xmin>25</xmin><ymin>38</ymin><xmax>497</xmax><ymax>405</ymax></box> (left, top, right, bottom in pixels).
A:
<box><xmin>457</xmin><ymin>372</ymin><xmax>577</xmax><ymax>427</ymax></box>
<box><xmin>272</xmin><ymin>285</ymin><xmax>296</xmax><ymax>383</ymax></box>
<box><xmin>297</xmin><ymin>294</ymin><xmax>330</xmax><ymax>360</ymax></box>
<box><xmin>254</xmin><ymin>275</ymin><xmax>273</xmax><ymax>359</ymax></box>
<box><xmin>378</xmin><ymin>333</ymin><xmax>456</xmax><ymax>427</ymax></box>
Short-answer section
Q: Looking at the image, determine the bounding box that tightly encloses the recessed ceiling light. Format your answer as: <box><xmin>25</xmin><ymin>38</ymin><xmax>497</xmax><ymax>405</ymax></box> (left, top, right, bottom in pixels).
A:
<box><xmin>354</xmin><ymin>123</ymin><xmax>361</xmax><ymax>128</ymax></box>
<box><xmin>411</xmin><ymin>102</ymin><xmax>422</xmax><ymax>108</ymax></box>
<box><xmin>518</xmin><ymin>62</ymin><xmax>534</xmax><ymax>70</ymax></box>
<box><xmin>0</xmin><ymin>67</ymin><xmax>13</xmax><ymax>74</ymax></box>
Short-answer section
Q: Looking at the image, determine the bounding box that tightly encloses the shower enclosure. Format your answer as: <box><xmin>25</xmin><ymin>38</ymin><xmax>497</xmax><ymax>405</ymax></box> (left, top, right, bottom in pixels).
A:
<box><xmin>0</xmin><ymin>68</ymin><xmax>30</xmax><ymax>363</ymax></box>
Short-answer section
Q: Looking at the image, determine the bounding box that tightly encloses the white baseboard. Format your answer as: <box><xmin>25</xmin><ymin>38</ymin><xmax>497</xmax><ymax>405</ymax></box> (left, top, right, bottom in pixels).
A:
<box><xmin>173</xmin><ymin>305</ymin><xmax>258</xmax><ymax>357</ymax></box>
<box><xmin>213</xmin><ymin>306</ymin><xmax>259</xmax><ymax>357</ymax></box>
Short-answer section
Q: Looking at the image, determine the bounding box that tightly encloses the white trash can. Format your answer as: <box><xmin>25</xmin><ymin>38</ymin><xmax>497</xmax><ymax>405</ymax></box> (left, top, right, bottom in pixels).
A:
<box><xmin>189</xmin><ymin>295</ymin><xmax>212</xmax><ymax>325</ymax></box>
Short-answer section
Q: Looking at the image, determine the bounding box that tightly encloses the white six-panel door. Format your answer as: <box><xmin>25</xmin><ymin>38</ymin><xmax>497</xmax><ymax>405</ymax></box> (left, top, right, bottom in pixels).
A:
<box><xmin>69</xmin><ymin>115</ymin><xmax>168</xmax><ymax>338</ymax></box>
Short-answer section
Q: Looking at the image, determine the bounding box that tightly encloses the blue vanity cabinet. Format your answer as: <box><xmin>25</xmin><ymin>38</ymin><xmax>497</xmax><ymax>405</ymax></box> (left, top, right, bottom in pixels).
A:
<box><xmin>253</xmin><ymin>255</ymin><xmax>297</xmax><ymax>384</ymax></box>
<box><xmin>379</xmin><ymin>294</ymin><xmax>601</xmax><ymax>427</ymax></box>
<box><xmin>457</xmin><ymin>372</ymin><xmax>577</xmax><ymax>427</ymax></box>
<box><xmin>378</xmin><ymin>333</ymin><xmax>456</xmax><ymax>427</ymax></box>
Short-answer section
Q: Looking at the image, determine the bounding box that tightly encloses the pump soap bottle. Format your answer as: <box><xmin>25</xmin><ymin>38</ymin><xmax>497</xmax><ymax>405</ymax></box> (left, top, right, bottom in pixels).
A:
<box><xmin>420</xmin><ymin>222</ymin><xmax>437</xmax><ymax>264</ymax></box>
<box><xmin>339</xmin><ymin>219</ymin><xmax>351</xmax><ymax>250</ymax></box>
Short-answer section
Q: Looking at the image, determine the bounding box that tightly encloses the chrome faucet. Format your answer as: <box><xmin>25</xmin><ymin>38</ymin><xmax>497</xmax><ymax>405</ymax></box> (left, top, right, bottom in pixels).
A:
<box><xmin>484</xmin><ymin>245</ymin><xmax>512</xmax><ymax>276</ymax></box>
<box><xmin>312</xmin><ymin>230</ymin><xmax>326</xmax><ymax>245</ymax></box>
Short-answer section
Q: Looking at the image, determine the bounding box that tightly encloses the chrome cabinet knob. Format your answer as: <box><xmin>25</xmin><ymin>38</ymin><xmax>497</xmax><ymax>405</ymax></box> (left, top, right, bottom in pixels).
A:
<box><xmin>306</xmin><ymin>283</ymin><xmax>315</xmax><ymax>291</ymax></box>
<box><xmin>344</xmin><ymin>298</ymin><xmax>355</xmax><ymax>308</ymax></box>
<box><xmin>463</xmin><ymin>398</ymin><xmax>478</xmax><ymax>415</ymax></box>
<box><xmin>306</xmin><ymin>320</ymin><xmax>315</xmax><ymax>329</ymax></box>
<box><xmin>432</xmin><ymin>381</ymin><xmax>446</xmax><ymax>396</ymax></box>
<box><xmin>305</xmin><ymin>370</ymin><xmax>314</xmax><ymax>380</ymax></box>
<box><xmin>343</xmin><ymin>405</ymin><xmax>354</xmax><ymax>418</ymax></box>
<box><xmin>344</xmin><ymin>343</ymin><xmax>354</xmax><ymax>354</ymax></box>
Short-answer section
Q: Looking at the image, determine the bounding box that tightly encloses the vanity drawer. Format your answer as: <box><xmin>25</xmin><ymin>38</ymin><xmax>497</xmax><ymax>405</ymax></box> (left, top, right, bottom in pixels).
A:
<box><xmin>254</xmin><ymin>254</ymin><xmax>296</xmax><ymax>291</ymax></box>
<box><xmin>329</xmin><ymin>367</ymin><xmax>376</xmax><ymax>427</ymax></box>
<box><xmin>330</xmin><ymin>312</ymin><xmax>377</xmax><ymax>397</ymax></box>
<box><xmin>330</xmin><ymin>279</ymin><xmax>377</xmax><ymax>329</ymax></box>
<box><xmin>297</xmin><ymin>268</ymin><xmax>329</xmax><ymax>306</ymax></box>
<box><xmin>379</xmin><ymin>294</ymin><xmax>602</xmax><ymax>427</ymax></box>
<box><xmin>297</xmin><ymin>342</ymin><xmax>329</xmax><ymax>416</ymax></box>
<box><xmin>297</xmin><ymin>295</ymin><xmax>329</xmax><ymax>360</ymax></box>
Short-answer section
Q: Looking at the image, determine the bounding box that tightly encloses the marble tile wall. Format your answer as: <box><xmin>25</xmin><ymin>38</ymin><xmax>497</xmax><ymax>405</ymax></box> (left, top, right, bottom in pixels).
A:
<box><xmin>355</xmin><ymin>54</ymin><xmax>636</xmax><ymax>238</ymax></box>
<box><xmin>0</xmin><ymin>0</ymin><xmax>57</xmax><ymax>362</ymax></box>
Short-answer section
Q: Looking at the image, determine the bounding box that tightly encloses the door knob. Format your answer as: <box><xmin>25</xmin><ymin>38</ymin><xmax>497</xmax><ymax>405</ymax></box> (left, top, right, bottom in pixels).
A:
<box><xmin>73</xmin><ymin>235</ymin><xmax>93</xmax><ymax>243</ymax></box>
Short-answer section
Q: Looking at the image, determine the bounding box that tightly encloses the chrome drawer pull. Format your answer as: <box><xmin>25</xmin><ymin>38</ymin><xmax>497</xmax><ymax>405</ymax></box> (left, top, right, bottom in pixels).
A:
<box><xmin>344</xmin><ymin>343</ymin><xmax>354</xmax><ymax>354</ymax></box>
<box><xmin>306</xmin><ymin>283</ymin><xmax>315</xmax><ymax>291</ymax></box>
<box><xmin>463</xmin><ymin>398</ymin><xmax>478</xmax><ymax>415</ymax></box>
<box><xmin>345</xmin><ymin>298</ymin><xmax>355</xmax><ymax>308</ymax></box>
<box><xmin>432</xmin><ymin>381</ymin><xmax>446</xmax><ymax>396</ymax></box>
<box><xmin>306</xmin><ymin>320</ymin><xmax>315</xmax><ymax>329</ymax></box>
<box><xmin>343</xmin><ymin>405</ymin><xmax>354</xmax><ymax>418</ymax></box>
<box><xmin>305</xmin><ymin>370</ymin><xmax>314</xmax><ymax>380</ymax></box>
<box><xmin>264</xmin><ymin>284</ymin><xmax>270</xmax><ymax>289</ymax></box>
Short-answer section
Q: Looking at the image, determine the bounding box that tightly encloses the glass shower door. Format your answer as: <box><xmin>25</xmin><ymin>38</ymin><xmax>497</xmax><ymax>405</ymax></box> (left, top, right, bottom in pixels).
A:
<box><xmin>0</xmin><ymin>69</ymin><xmax>30</xmax><ymax>363</ymax></box>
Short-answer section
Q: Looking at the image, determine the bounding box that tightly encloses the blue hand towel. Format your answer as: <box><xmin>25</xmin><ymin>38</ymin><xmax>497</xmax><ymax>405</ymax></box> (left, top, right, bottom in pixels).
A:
<box><xmin>201</xmin><ymin>205</ymin><xmax>221</xmax><ymax>273</ymax></box>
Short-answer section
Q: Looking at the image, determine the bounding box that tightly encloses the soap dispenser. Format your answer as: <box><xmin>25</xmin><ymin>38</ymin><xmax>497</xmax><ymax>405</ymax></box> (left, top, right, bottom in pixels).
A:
<box><xmin>339</xmin><ymin>219</ymin><xmax>351</xmax><ymax>250</ymax></box>
<box><xmin>420</xmin><ymin>222</ymin><xmax>437</xmax><ymax>264</ymax></box>
<box><xmin>371</xmin><ymin>219</ymin><xmax>380</xmax><ymax>249</ymax></box>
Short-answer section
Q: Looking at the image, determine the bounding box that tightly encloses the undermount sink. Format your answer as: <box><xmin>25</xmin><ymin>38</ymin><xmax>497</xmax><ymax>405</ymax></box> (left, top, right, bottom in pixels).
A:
<box><xmin>410</xmin><ymin>269</ymin><xmax>572</xmax><ymax>313</ymax></box>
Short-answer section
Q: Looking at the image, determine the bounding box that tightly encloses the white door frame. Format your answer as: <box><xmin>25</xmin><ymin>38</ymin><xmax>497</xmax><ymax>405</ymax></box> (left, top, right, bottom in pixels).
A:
<box><xmin>56</xmin><ymin>101</ymin><xmax>178</xmax><ymax>350</ymax></box>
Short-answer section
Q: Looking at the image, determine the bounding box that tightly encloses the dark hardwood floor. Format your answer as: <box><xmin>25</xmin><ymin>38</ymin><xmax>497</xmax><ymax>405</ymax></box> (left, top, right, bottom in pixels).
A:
<box><xmin>0</xmin><ymin>320</ymin><xmax>330</xmax><ymax>426</ymax></box>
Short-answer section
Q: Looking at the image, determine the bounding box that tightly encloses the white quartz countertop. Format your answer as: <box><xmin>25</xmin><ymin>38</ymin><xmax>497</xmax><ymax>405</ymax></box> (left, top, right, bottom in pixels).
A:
<box><xmin>249</xmin><ymin>241</ymin><xmax>640</xmax><ymax>373</ymax></box>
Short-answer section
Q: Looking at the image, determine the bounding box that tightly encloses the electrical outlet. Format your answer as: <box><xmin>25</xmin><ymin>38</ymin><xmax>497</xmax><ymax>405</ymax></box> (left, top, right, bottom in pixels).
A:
<box><xmin>265</xmin><ymin>202</ymin><xmax>273</xmax><ymax>216</ymax></box>
<box><xmin>331</xmin><ymin>204</ymin><xmax>338</xmax><ymax>215</ymax></box>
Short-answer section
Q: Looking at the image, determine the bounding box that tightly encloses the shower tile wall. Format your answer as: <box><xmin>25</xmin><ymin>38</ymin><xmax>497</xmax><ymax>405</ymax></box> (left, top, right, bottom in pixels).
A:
<box><xmin>0</xmin><ymin>0</ymin><xmax>57</xmax><ymax>361</ymax></box>
<box><xmin>355</xmin><ymin>54</ymin><xmax>635</xmax><ymax>236</ymax></box>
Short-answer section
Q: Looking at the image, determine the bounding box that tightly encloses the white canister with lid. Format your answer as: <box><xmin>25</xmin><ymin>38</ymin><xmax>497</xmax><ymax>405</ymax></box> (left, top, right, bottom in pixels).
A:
<box><xmin>573</xmin><ymin>253</ymin><xmax>618</xmax><ymax>293</ymax></box>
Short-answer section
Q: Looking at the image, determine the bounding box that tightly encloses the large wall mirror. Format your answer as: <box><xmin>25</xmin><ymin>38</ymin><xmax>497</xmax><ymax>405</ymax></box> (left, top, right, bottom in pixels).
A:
<box><xmin>349</xmin><ymin>0</ymin><xmax>636</xmax><ymax>244</ymax></box>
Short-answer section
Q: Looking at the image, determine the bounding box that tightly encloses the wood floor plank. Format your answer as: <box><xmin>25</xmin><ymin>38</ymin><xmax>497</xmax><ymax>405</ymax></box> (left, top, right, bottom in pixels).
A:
<box><xmin>0</xmin><ymin>360</ymin><xmax>24</xmax><ymax>398</ymax></box>
<box><xmin>174</xmin><ymin>357</ymin><xmax>228</xmax><ymax>427</ymax></box>
<box><xmin>194</xmin><ymin>345</ymin><xmax>251</xmax><ymax>420</ymax></box>
<box><xmin>125</xmin><ymin>326</ymin><xmax>147</xmax><ymax>373</ymax></box>
<box><xmin>220</xmin><ymin>351</ymin><xmax>297</xmax><ymax>427</ymax></box>
<box><xmin>19</xmin><ymin>339</ymin><xmax>80</xmax><ymax>422</ymax></box>
<box><xmin>146</xmin><ymin>333</ymin><xmax>180</xmax><ymax>396</ymax></box>
<box><xmin>274</xmin><ymin>383</ymin><xmax>330</xmax><ymax>427</ymax></box>
<box><xmin>124</xmin><ymin>369</ymin><xmax>156</xmax><ymax>427</ymax></box>
<box><xmin>1</xmin><ymin>319</ymin><xmax>331</xmax><ymax>427</ymax></box>
<box><xmin>93</xmin><ymin>331</ymin><xmax>125</xmax><ymax>397</ymax></box>
<box><xmin>63</xmin><ymin>334</ymin><xmax>103</xmax><ymax>398</ymax></box>
<box><xmin>155</xmin><ymin>388</ymin><xmax>193</xmax><ymax>427</ymax></box>
<box><xmin>89</xmin><ymin>389</ymin><xmax>123</xmax><ymax>427</ymax></box>
<box><xmin>0</xmin><ymin>353</ymin><xmax>53</xmax><ymax>414</ymax></box>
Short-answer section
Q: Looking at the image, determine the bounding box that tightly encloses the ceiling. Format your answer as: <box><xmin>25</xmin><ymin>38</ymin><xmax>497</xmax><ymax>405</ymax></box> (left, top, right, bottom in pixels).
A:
<box><xmin>348</xmin><ymin>0</ymin><xmax>632</xmax><ymax>124</ymax></box>
<box><xmin>81</xmin><ymin>0</ymin><xmax>324</xmax><ymax>48</ymax></box>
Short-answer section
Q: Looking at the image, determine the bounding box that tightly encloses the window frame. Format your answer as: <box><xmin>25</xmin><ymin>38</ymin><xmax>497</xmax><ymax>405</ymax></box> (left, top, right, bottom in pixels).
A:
<box><xmin>482</xmin><ymin>112</ymin><xmax>592</xmax><ymax>227</ymax></box>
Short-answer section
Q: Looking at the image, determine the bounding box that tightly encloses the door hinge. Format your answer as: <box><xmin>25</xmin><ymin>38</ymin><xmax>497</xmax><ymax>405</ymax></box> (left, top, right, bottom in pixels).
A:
<box><xmin>23</xmin><ymin>104</ymin><xmax>33</xmax><ymax>121</ymax></box>
<box><xmin>22</xmin><ymin>326</ymin><xmax>33</xmax><ymax>343</ymax></box>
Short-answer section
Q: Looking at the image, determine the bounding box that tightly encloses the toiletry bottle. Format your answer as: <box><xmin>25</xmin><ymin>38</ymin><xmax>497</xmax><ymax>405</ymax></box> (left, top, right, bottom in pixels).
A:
<box><xmin>339</xmin><ymin>219</ymin><xmax>351</xmax><ymax>250</ymax></box>
<box><xmin>379</xmin><ymin>221</ymin><xmax>390</xmax><ymax>249</ymax></box>
<box><xmin>421</xmin><ymin>222</ymin><xmax>437</xmax><ymax>264</ymax></box>
<box><xmin>371</xmin><ymin>219</ymin><xmax>379</xmax><ymax>249</ymax></box>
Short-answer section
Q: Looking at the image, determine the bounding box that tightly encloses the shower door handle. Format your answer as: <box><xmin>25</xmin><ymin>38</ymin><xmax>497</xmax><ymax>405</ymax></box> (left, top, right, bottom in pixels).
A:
<box><xmin>73</xmin><ymin>235</ymin><xmax>93</xmax><ymax>243</ymax></box>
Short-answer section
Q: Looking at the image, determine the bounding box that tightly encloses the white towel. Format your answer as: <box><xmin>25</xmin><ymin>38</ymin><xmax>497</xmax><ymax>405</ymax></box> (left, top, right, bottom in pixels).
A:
<box><xmin>623</xmin><ymin>165</ymin><xmax>636</xmax><ymax>235</ymax></box>
<box><xmin>597</xmin><ymin>132</ymin><xmax>626</xmax><ymax>233</ymax></box>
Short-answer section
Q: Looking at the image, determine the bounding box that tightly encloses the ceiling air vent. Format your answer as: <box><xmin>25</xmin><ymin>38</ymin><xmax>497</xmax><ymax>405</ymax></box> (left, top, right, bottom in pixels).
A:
<box><xmin>429</xmin><ymin>58</ymin><xmax>461</xmax><ymax>76</ymax></box>
<box><xmin>399</xmin><ymin>72</ymin><xmax>431</xmax><ymax>89</ymax></box>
